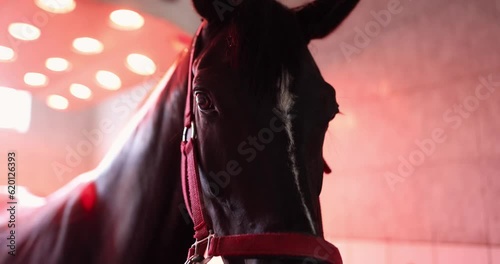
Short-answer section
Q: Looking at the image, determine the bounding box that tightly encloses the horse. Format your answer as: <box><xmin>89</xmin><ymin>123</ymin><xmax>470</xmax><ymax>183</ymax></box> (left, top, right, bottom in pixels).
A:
<box><xmin>180</xmin><ymin>1</ymin><xmax>359</xmax><ymax>263</ymax></box>
<box><xmin>0</xmin><ymin>0</ymin><xmax>359</xmax><ymax>263</ymax></box>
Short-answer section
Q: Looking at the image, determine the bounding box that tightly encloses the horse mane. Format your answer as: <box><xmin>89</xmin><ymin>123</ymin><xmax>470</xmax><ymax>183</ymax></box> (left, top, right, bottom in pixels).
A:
<box><xmin>0</xmin><ymin>50</ymin><xmax>194</xmax><ymax>264</ymax></box>
<box><xmin>93</xmin><ymin>48</ymin><xmax>194</xmax><ymax>263</ymax></box>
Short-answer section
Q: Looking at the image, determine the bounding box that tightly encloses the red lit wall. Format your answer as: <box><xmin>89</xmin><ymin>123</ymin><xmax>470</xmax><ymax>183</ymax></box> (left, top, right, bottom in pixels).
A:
<box><xmin>316</xmin><ymin>0</ymin><xmax>500</xmax><ymax>262</ymax></box>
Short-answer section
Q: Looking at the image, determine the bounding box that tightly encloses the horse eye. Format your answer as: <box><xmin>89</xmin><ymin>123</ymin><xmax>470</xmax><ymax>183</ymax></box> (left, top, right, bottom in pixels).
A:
<box><xmin>195</xmin><ymin>92</ymin><xmax>214</xmax><ymax>111</ymax></box>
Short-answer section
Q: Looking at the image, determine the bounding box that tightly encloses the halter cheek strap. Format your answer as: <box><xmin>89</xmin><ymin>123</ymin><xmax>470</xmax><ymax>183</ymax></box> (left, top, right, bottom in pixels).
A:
<box><xmin>180</xmin><ymin>21</ymin><xmax>342</xmax><ymax>264</ymax></box>
<box><xmin>181</xmin><ymin>20</ymin><xmax>211</xmax><ymax>241</ymax></box>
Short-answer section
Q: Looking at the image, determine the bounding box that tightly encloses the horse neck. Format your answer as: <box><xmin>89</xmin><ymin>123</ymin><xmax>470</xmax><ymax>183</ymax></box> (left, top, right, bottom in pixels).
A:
<box><xmin>92</xmin><ymin>51</ymin><xmax>194</xmax><ymax>263</ymax></box>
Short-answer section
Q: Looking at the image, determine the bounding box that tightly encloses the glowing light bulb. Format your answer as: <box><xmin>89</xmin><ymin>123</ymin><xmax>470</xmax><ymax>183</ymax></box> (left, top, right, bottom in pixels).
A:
<box><xmin>126</xmin><ymin>53</ymin><xmax>156</xmax><ymax>76</ymax></box>
<box><xmin>72</xmin><ymin>37</ymin><xmax>104</xmax><ymax>55</ymax></box>
<box><xmin>8</xmin><ymin>23</ymin><xmax>41</xmax><ymax>41</ymax></box>
<box><xmin>70</xmin><ymin>84</ymin><xmax>92</xmax><ymax>100</ymax></box>
<box><xmin>24</xmin><ymin>73</ymin><xmax>48</xmax><ymax>87</ymax></box>
<box><xmin>46</xmin><ymin>57</ymin><xmax>71</xmax><ymax>72</ymax></box>
<box><xmin>109</xmin><ymin>10</ymin><xmax>145</xmax><ymax>30</ymax></box>
<box><xmin>0</xmin><ymin>46</ymin><xmax>15</xmax><ymax>62</ymax></box>
<box><xmin>96</xmin><ymin>71</ymin><xmax>121</xmax><ymax>90</ymax></box>
<box><xmin>46</xmin><ymin>95</ymin><xmax>69</xmax><ymax>110</ymax></box>
<box><xmin>35</xmin><ymin>0</ymin><xmax>76</xmax><ymax>14</ymax></box>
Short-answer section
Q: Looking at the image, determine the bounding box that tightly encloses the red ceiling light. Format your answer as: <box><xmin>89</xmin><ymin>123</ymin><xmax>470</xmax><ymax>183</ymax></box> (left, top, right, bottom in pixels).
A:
<box><xmin>0</xmin><ymin>1</ymin><xmax>190</xmax><ymax>110</ymax></box>
<box><xmin>70</xmin><ymin>84</ymin><xmax>92</xmax><ymax>100</ymax></box>
<box><xmin>24</xmin><ymin>72</ymin><xmax>48</xmax><ymax>87</ymax></box>
<box><xmin>0</xmin><ymin>46</ymin><xmax>16</xmax><ymax>62</ymax></box>
<box><xmin>35</xmin><ymin>0</ymin><xmax>76</xmax><ymax>14</ymax></box>
<box><xmin>96</xmin><ymin>70</ymin><xmax>121</xmax><ymax>90</ymax></box>
<box><xmin>8</xmin><ymin>23</ymin><xmax>41</xmax><ymax>41</ymax></box>
<box><xmin>46</xmin><ymin>57</ymin><xmax>71</xmax><ymax>72</ymax></box>
<box><xmin>46</xmin><ymin>94</ymin><xmax>69</xmax><ymax>110</ymax></box>
<box><xmin>126</xmin><ymin>53</ymin><xmax>156</xmax><ymax>76</ymax></box>
<box><xmin>72</xmin><ymin>37</ymin><xmax>104</xmax><ymax>55</ymax></box>
<box><xmin>109</xmin><ymin>9</ymin><xmax>145</xmax><ymax>31</ymax></box>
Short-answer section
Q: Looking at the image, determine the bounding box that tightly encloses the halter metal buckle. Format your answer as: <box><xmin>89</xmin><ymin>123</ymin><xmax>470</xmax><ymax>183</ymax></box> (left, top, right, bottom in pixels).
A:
<box><xmin>193</xmin><ymin>232</ymin><xmax>215</xmax><ymax>256</ymax></box>
<box><xmin>186</xmin><ymin>232</ymin><xmax>215</xmax><ymax>263</ymax></box>
<box><xmin>182</xmin><ymin>121</ymin><xmax>196</xmax><ymax>142</ymax></box>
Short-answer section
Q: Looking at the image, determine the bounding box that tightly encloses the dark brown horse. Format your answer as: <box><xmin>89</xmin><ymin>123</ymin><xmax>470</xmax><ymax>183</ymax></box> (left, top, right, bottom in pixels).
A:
<box><xmin>184</xmin><ymin>1</ymin><xmax>358</xmax><ymax>263</ymax></box>
<box><xmin>0</xmin><ymin>1</ymin><xmax>358</xmax><ymax>263</ymax></box>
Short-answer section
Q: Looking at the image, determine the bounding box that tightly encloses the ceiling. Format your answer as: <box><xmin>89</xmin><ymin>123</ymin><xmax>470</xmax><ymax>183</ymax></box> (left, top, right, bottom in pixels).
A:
<box><xmin>0</xmin><ymin>0</ymin><xmax>313</xmax><ymax>111</ymax></box>
<box><xmin>0</xmin><ymin>0</ymin><xmax>190</xmax><ymax>110</ymax></box>
<box><xmin>99</xmin><ymin>0</ymin><xmax>202</xmax><ymax>33</ymax></box>
<box><xmin>99</xmin><ymin>0</ymin><xmax>312</xmax><ymax>33</ymax></box>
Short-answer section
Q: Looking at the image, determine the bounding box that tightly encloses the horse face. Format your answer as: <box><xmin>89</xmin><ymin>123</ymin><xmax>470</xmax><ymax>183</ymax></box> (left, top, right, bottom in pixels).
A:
<box><xmin>190</xmin><ymin>0</ymin><xmax>343</xmax><ymax>238</ymax></box>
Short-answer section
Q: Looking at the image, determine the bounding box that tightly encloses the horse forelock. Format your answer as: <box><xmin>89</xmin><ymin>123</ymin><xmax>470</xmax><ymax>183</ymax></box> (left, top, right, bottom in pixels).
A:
<box><xmin>197</xmin><ymin>2</ymin><xmax>303</xmax><ymax>100</ymax></box>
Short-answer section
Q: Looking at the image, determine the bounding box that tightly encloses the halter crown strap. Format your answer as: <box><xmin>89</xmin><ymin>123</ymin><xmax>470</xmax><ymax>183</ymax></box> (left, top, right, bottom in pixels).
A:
<box><xmin>181</xmin><ymin>22</ymin><xmax>342</xmax><ymax>264</ymax></box>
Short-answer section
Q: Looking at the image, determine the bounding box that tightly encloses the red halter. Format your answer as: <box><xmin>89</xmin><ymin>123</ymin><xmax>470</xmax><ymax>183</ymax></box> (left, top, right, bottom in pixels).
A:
<box><xmin>180</xmin><ymin>21</ymin><xmax>342</xmax><ymax>264</ymax></box>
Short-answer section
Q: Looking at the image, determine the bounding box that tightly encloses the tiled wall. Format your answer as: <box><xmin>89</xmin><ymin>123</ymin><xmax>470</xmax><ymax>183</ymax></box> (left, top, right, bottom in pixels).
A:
<box><xmin>313</xmin><ymin>0</ymin><xmax>500</xmax><ymax>262</ymax></box>
<box><xmin>332</xmin><ymin>238</ymin><xmax>498</xmax><ymax>264</ymax></box>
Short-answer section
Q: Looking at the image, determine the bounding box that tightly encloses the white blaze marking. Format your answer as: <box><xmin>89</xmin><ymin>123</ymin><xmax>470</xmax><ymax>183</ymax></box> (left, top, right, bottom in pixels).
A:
<box><xmin>276</xmin><ymin>70</ymin><xmax>316</xmax><ymax>234</ymax></box>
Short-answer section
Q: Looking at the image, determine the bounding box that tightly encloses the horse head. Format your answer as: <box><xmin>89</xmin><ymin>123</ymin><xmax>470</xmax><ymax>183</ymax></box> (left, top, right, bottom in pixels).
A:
<box><xmin>182</xmin><ymin>0</ymin><xmax>359</xmax><ymax>263</ymax></box>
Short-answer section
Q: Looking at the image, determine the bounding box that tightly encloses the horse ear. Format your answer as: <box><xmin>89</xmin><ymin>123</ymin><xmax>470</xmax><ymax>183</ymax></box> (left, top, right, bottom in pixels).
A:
<box><xmin>192</xmin><ymin>0</ymin><xmax>216</xmax><ymax>21</ymax></box>
<box><xmin>294</xmin><ymin>0</ymin><xmax>360</xmax><ymax>42</ymax></box>
<box><xmin>192</xmin><ymin>0</ymin><xmax>244</xmax><ymax>22</ymax></box>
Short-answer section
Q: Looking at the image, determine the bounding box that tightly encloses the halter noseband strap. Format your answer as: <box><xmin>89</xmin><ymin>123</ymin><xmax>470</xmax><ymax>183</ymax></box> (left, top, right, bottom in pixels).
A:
<box><xmin>180</xmin><ymin>22</ymin><xmax>342</xmax><ymax>264</ymax></box>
